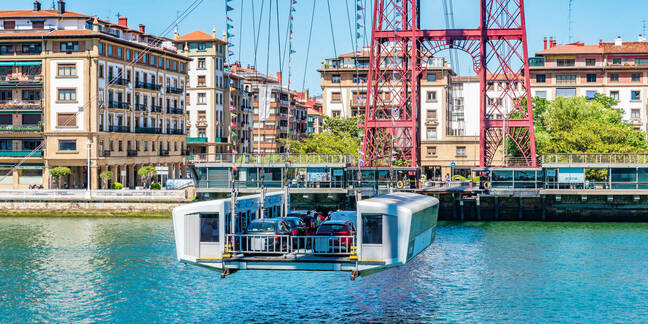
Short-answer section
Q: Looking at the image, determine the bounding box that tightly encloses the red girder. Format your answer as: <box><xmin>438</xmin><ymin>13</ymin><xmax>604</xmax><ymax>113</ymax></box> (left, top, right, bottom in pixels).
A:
<box><xmin>362</xmin><ymin>0</ymin><xmax>536</xmax><ymax>169</ymax></box>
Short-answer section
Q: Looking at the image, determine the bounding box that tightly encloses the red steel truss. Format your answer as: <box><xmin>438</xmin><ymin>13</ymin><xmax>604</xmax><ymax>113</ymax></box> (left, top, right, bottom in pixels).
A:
<box><xmin>362</xmin><ymin>0</ymin><xmax>537</xmax><ymax>168</ymax></box>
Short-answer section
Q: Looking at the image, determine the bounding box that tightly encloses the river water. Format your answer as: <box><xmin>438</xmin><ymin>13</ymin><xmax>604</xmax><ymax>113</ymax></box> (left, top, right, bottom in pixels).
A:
<box><xmin>1</xmin><ymin>218</ymin><xmax>648</xmax><ymax>323</ymax></box>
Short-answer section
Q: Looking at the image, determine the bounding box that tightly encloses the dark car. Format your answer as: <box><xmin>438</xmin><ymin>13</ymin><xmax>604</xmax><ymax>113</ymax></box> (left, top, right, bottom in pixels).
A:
<box><xmin>315</xmin><ymin>220</ymin><xmax>357</xmax><ymax>253</ymax></box>
<box><xmin>243</xmin><ymin>219</ymin><xmax>292</xmax><ymax>253</ymax></box>
<box><xmin>277</xmin><ymin>217</ymin><xmax>313</xmax><ymax>236</ymax></box>
<box><xmin>288</xmin><ymin>210</ymin><xmax>317</xmax><ymax>231</ymax></box>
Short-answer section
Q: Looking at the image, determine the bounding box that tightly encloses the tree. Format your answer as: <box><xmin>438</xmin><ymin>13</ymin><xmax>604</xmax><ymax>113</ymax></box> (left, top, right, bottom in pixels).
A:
<box><xmin>137</xmin><ymin>166</ymin><xmax>157</xmax><ymax>188</ymax></box>
<box><xmin>99</xmin><ymin>170</ymin><xmax>113</xmax><ymax>189</ymax></box>
<box><xmin>285</xmin><ymin>115</ymin><xmax>363</xmax><ymax>157</ymax></box>
<box><xmin>49</xmin><ymin>167</ymin><xmax>71</xmax><ymax>189</ymax></box>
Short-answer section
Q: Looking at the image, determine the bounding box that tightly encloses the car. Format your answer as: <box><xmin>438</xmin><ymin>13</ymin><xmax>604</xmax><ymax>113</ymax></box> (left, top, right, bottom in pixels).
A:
<box><xmin>243</xmin><ymin>218</ymin><xmax>292</xmax><ymax>253</ymax></box>
<box><xmin>277</xmin><ymin>217</ymin><xmax>313</xmax><ymax>236</ymax></box>
<box><xmin>288</xmin><ymin>210</ymin><xmax>317</xmax><ymax>230</ymax></box>
<box><xmin>315</xmin><ymin>220</ymin><xmax>357</xmax><ymax>254</ymax></box>
<box><xmin>328</xmin><ymin>211</ymin><xmax>357</xmax><ymax>226</ymax></box>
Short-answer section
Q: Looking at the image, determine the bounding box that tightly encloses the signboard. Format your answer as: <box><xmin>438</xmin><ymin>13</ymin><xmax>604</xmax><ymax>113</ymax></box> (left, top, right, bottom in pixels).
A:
<box><xmin>546</xmin><ymin>169</ymin><xmax>557</xmax><ymax>177</ymax></box>
<box><xmin>307</xmin><ymin>168</ymin><xmax>330</xmax><ymax>182</ymax></box>
<box><xmin>155</xmin><ymin>166</ymin><xmax>169</xmax><ymax>176</ymax></box>
<box><xmin>558</xmin><ymin>168</ymin><xmax>584</xmax><ymax>183</ymax></box>
<box><xmin>120</xmin><ymin>170</ymin><xmax>126</xmax><ymax>177</ymax></box>
<box><xmin>258</xmin><ymin>84</ymin><xmax>272</xmax><ymax>121</ymax></box>
<box><xmin>333</xmin><ymin>169</ymin><xmax>343</xmax><ymax>177</ymax></box>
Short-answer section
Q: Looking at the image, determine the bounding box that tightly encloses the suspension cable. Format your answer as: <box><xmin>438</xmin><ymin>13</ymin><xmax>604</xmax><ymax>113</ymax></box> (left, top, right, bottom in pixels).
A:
<box><xmin>301</xmin><ymin>0</ymin><xmax>317</xmax><ymax>92</ymax></box>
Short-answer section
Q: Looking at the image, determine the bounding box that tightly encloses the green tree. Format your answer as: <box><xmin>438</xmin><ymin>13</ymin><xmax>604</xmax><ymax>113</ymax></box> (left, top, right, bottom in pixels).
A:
<box><xmin>49</xmin><ymin>167</ymin><xmax>71</xmax><ymax>189</ymax></box>
<box><xmin>99</xmin><ymin>170</ymin><xmax>113</xmax><ymax>189</ymax></box>
<box><xmin>137</xmin><ymin>166</ymin><xmax>157</xmax><ymax>188</ymax></box>
<box><xmin>285</xmin><ymin>115</ymin><xmax>363</xmax><ymax>157</ymax></box>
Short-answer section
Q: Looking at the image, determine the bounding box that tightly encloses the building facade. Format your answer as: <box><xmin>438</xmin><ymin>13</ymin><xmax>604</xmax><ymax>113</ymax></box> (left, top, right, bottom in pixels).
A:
<box><xmin>0</xmin><ymin>1</ymin><xmax>189</xmax><ymax>189</ymax></box>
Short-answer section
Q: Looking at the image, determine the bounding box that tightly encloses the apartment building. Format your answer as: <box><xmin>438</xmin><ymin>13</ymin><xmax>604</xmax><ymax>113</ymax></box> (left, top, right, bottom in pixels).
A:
<box><xmin>174</xmin><ymin>30</ymin><xmax>233</xmax><ymax>161</ymax></box>
<box><xmin>530</xmin><ymin>36</ymin><xmax>648</xmax><ymax>130</ymax></box>
<box><xmin>295</xmin><ymin>91</ymin><xmax>323</xmax><ymax>136</ymax></box>
<box><xmin>0</xmin><ymin>1</ymin><xmax>189</xmax><ymax>189</ymax></box>
<box><xmin>230</xmin><ymin>65</ymin><xmax>307</xmax><ymax>154</ymax></box>
<box><xmin>228</xmin><ymin>71</ymin><xmax>253</xmax><ymax>154</ymax></box>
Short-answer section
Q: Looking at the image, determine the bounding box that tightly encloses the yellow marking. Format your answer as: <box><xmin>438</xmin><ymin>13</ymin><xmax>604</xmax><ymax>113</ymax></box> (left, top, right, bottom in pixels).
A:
<box><xmin>222</xmin><ymin>254</ymin><xmax>232</xmax><ymax>257</ymax></box>
<box><xmin>349</xmin><ymin>255</ymin><xmax>358</xmax><ymax>260</ymax></box>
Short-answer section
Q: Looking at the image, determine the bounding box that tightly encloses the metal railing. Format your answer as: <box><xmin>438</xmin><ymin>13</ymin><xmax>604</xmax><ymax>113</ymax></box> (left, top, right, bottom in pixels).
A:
<box><xmin>542</xmin><ymin>153</ymin><xmax>648</xmax><ymax>165</ymax></box>
<box><xmin>0</xmin><ymin>189</ymin><xmax>187</xmax><ymax>201</ymax></box>
<box><xmin>135</xmin><ymin>127</ymin><xmax>161</xmax><ymax>134</ymax></box>
<box><xmin>109</xmin><ymin>101</ymin><xmax>130</xmax><ymax>109</ymax></box>
<box><xmin>134</xmin><ymin>103</ymin><xmax>147</xmax><ymax>111</ymax></box>
<box><xmin>225</xmin><ymin>234</ymin><xmax>356</xmax><ymax>256</ymax></box>
<box><xmin>166</xmin><ymin>86</ymin><xmax>184</xmax><ymax>94</ymax></box>
<box><xmin>214</xmin><ymin>153</ymin><xmax>354</xmax><ymax>165</ymax></box>
<box><xmin>167</xmin><ymin>107</ymin><xmax>184</xmax><ymax>114</ymax></box>
<box><xmin>136</xmin><ymin>81</ymin><xmax>161</xmax><ymax>91</ymax></box>
<box><xmin>151</xmin><ymin>105</ymin><xmax>163</xmax><ymax>113</ymax></box>
<box><xmin>0</xmin><ymin>124</ymin><xmax>41</xmax><ymax>132</ymax></box>
<box><xmin>127</xmin><ymin>149</ymin><xmax>138</xmax><ymax>157</ymax></box>
<box><xmin>108</xmin><ymin>125</ymin><xmax>130</xmax><ymax>133</ymax></box>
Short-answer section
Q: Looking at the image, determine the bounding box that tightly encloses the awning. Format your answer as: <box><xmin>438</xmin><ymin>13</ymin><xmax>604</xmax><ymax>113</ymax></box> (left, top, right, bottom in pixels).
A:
<box><xmin>0</xmin><ymin>62</ymin><xmax>13</xmax><ymax>66</ymax></box>
<box><xmin>15</xmin><ymin>61</ymin><xmax>41</xmax><ymax>66</ymax></box>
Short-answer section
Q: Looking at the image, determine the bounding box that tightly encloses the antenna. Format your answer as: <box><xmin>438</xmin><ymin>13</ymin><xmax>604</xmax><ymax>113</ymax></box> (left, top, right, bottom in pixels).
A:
<box><xmin>568</xmin><ymin>0</ymin><xmax>574</xmax><ymax>42</ymax></box>
<box><xmin>643</xmin><ymin>20</ymin><xmax>647</xmax><ymax>37</ymax></box>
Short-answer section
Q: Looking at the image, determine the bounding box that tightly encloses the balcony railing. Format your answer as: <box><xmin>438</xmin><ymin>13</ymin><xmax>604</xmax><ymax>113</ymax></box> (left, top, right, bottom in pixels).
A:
<box><xmin>0</xmin><ymin>124</ymin><xmax>41</xmax><ymax>132</ymax></box>
<box><xmin>167</xmin><ymin>129</ymin><xmax>184</xmax><ymax>135</ymax></box>
<box><xmin>134</xmin><ymin>104</ymin><xmax>147</xmax><ymax>111</ymax></box>
<box><xmin>0</xmin><ymin>74</ymin><xmax>43</xmax><ymax>85</ymax></box>
<box><xmin>109</xmin><ymin>101</ymin><xmax>130</xmax><ymax>109</ymax></box>
<box><xmin>0</xmin><ymin>100</ymin><xmax>42</xmax><ymax>110</ymax></box>
<box><xmin>135</xmin><ymin>81</ymin><xmax>161</xmax><ymax>91</ymax></box>
<box><xmin>151</xmin><ymin>105</ymin><xmax>162</xmax><ymax>113</ymax></box>
<box><xmin>166</xmin><ymin>86</ymin><xmax>184</xmax><ymax>94</ymax></box>
<box><xmin>111</xmin><ymin>77</ymin><xmax>129</xmax><ymax>86</ymax></box>
<box><xmin>167</xmin><ymin>107</ymin><xmax>184</xmax><ymax>114</ymax></box>
<box><xmin>135</xmin><ymin>127</ymin><xmax>162</xmax><ymax>134</ymax></box>
<box><xmin>159</xmin><ymin>149</ymin><xmax>170</xmax><ymax>157</ymax></box>
<box><xmin>101</xmin><ymin>150</ymin><xmax>111</xmax><ymax>157</ymax></box>
<box><xmin>529</xmin><ymin>57</ymin><xmax>545</xmax><ymax>67</ymax></box>
<box><xmin>187</xmin><ymin>137</ymin><xmax>208</xmax><ymax>143</ymax></box>
<box><xmin>127</xmin><ymin>149</ymin><xmax>138</xmax><ymax>157</ymax></box>
<box><xmin>0</xmin><ymin>150</ymin><xmax>42</xmax><ymax>157</ymax></box>
<box><xmin>108</xmin><ymin>125</ymin><xmax>130</xmax><ymax>133</ymax></box>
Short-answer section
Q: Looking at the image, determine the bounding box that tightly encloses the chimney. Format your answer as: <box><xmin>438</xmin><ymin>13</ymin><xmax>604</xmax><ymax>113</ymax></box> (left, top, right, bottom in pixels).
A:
<box><xmin>551</xmin><ymin>38</ymin><xmax>557</xmax><ymax>48</ymax></box>
<box><xmin>543</xmin><ymin>37</ymin><xmax>548</xmax><ymax>50</ymax></box>
<box><xmin>118</xmin><ymin>17</ymin><xmax>128</xmax><ymax>28</ymax></box>
<box><xmin>276</xmin><ymin>72</ymin><xmax>282</xmax><ymax>83</ymax></box>
<box><xmin>212</xmin><ymin>27</ymin><xmax>217</xmax><ymax>38</ymax></box>
<box><xmin>139</xmin><ymin>24</ymin><xmax>145</xmax><ymax>33</ymax></box>
<box><xmin>57</xmin><ymin>0</ymin><xmax>65</xmax><ymax>14</ymax></box>
<box><xmin>33</xmin><ymin>0</ymin><xmax>41</xmax><ymax>12</ymax></box>
<box><xmin>640</xmin><ymin>35</ymin><xmax>646</xmax><ymax>42</ymax></box>
<box><xmin>615</xmin><ymin>36</ymin><xmax>623</xmax><ymax>46</ymax></box>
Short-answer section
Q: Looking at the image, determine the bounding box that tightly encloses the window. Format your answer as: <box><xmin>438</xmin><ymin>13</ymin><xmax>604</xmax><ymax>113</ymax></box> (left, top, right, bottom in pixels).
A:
<box><xmin>32</xmin><ymin>20</ymin><xmax>44</xmax><ymax>29</ymax></box>
<box><xmin>556</xmin><ymin>74</ymin><xmax>576</xmax><ymax>84</ymax></box>
<box><xmin>22</xmin><ymin>114</ymin><xmax>40</xmax><ymax>125</ymax></box>
<box><xmin>610</xmin><ymin>73</ymin><xmax>619</xmax><ymax>82</ymax></box>
<box><xmin>556</xmin><ymin>59</ymin><xmax>575</xmax><ymax>67</ymax></box>
<box><xmin>353</xmin><ymin>74</ymin><xmax>367</xmax><ymax>83</ymax></box>
<box><xmin>118</xmin><ymin>140</ymin><xmax>123</xmax><ymax>152</ymax></box>
<box><xmin>585</xmin><ymin>59</ymin><xmax>596</xmax><ymax>66</ymax></box>
<box><xmin>3</xmin><ymin>21</ymin><xmax>15</xmax><ymax>30</ymax></box>
<box><xmin>636</xmin><ymin>59</ymin><xmax>648</xmax><ymax>66</ymax></box>
<box><xmin>98</xmin><ymin>64</ymin><xmax>104</xmax><ymax>78</ymax></box>
<box><xmin>197</xmin><ymin>58</ymin><xmax>206</xmax><ymax>69</ymax></box>
<box><xmin>426</xmin><ymin>127</ymin><xmax>437</xmax><ymax>140</ymax></box>
<box><xmin>57</xmin><ymin>113</ymin><xmax>76</xmax><ymax>127</ymax></box>
<box><xmin>331</xmin><ymin>74</ymin><xmax>341</xmax><ymax>83</ymax></box>
<box><xmin>332</xmin><ymin>110</ymin><xmax>341</xmax><ymax>117</ymax></box>
<box><xmin>108</xmin><ymin>45</ymin><xmax>113</xmax><ymax>56</ymax></box>
<box><xmin>556</xmin><ymin>88</ymin><xmax>577</xmax><ymax>98</ymax></box>
<box><xmin>586</xmin><ymin>74</ymin><xmax>597</xmax><ymax>83</ymax></box>
<box><xmin>198</xmin><ymin>93</ymin><xmax>206</xmax><ymax>104</ymax></box>
<box><xmin>426</xmin><ymin>91</ymin><xmax>437</xmax><ymax>102</ymax></box>
<box><xmin>610</xmin><ymin>91</ymin><xmax>620</xmax><ymax>101</ymax></box>
<box><xmin>57</xmin><ymin>89</ymin><xmax>76</xmax><ymax>102</ymax></box>
<box><xmin>98</xmin><ymin>43</ymin><xmax>104</xmax><ymax>54</ymax></box>
<box><xmin>586</xmin><ymin>91</ymin><xmax>597</xmax><ymax>100</ymax></box>
<box><xmin>612</xmin><ymin>58</ymin><xmax>622</xmax><ymax>65</ymax></box>
<box><xmin>426</xmin><ymin>110</ymin><xmax>437</xmax><ymax>119</ymax></box>
<box><xmin>199</xmin><ymin>213</ymin><xmax>220</xmax><ymax>242</ymax></box>
<box><xmin>58</xmin><ymin>140</ymin><xmax>76</xmax><ymax>151</ymax></box>
<box><xmin>456</xmin><ymin>146</ymin><xmax>467</xmax><ymax>157</ymax></box>
<box><xmin>535</xmin><ymin>74</ymin><xmax>546</xmax><ymax>83</ymax></box>
<box><xmin>427</xmin><ymin>146</ymin><xmax>437</xmax><ymax>156</ymax></box>
<box><xmin>632</xmin><ymin>73</ymin><xmax>642</xmax><ymax>82</ymax></box>
<box><xmin>198</xmin><ymin>43</ymin><xmax>207</xmax><ymax>51</ymax></box>
<box><xmin>362</xmin><ymin>214</ymin><xmax>382</xmax><ymax>244</ymax></box>
<box><xmin>197</xmin><ymin>76</ymin><xmax>206</xmax><ymax>87</ymax></box>
<box><xmin>426</xmin><ymin>73</ymin><xmax>437</xmax><ymax>82</ymax></box>
<box><xmin>60</xmin><ymin>42</ymin><xmax>79</xmax><ymax>52</ymax></box>
<box><xmin>632</xmin><ymin>109</ymin><xmax>641</xmax><ymax>119</ymax></box>
<box><xmin>535</xmin><ymin>91</ymin><xmax>547</xmax><ymax>99</ymax></box>
<box><xmin>126</xmin><ymin>49</ymin><xmax>131</xmax><ymax>60</ymax></box>
<box><xmin>632</xmin><ymin>91</ymin><xmax>641</xmax><ymax>101</ymax></box>
<box><xmin>57</xmin><ymin>64</ymin><xmax>76</xmax><ymax>77</ymax></box>
<box><xmin>117</xmin><ymin>47</ymin><xmax>122</xmax><ymax>58</ymax></box>
<box><xmin>331</xmin><ymin>92</ymin><xmax>342</xmax><ymax>102</ymax></box>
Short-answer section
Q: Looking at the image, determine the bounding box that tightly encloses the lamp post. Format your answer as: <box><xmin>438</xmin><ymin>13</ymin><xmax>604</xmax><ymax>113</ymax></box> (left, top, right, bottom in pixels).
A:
<box><xmin>87</xmin><ymin>139</ymin><xmax>92</xmax><ymax>192</ymax></box>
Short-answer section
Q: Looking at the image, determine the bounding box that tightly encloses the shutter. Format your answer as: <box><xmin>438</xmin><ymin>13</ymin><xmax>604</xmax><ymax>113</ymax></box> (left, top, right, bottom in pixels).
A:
<box><xmin>57</xmin><ymin>113</ymin><xmax>76</xmax><ymax>127</ymax></box>
<box><xmin>205</xmin><ymin>168</ymin><xmax>229</xmax><ymax>188</ymax></box>
<box><xmin>77</xmin><ymin>41</ymin><xmax>85</xmax><ymax>52</ymax></box>
<box><xmin>52</xmin><ymin>41</ymin><xmax>60</xmax><ymax>53</ymax></box>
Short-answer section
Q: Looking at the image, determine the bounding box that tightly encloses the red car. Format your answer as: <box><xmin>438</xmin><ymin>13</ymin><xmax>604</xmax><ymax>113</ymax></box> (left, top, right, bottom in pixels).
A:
<box><xmin>315</xmin><ymin>220</ymin><xmax>357</xmax><ymax>253</ymax></box>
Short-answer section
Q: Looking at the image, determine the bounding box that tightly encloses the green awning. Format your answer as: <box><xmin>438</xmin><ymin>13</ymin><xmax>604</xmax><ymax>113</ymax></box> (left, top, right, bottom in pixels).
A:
<box><xmin>15</xmin><ymin>61</ymin><xmax>41</xmax><ymax>66</ymax></box>
<box><xmin>0</xmin><ymin>62</ymin><xmax>14</xmax><ymax>66</ymax></box>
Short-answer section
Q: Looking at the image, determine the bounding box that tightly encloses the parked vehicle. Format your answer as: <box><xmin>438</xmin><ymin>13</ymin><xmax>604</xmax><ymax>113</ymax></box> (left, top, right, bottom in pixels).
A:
<box><xmin>288</xmin><ymin>210</ymin><xmax>317</xmax><ymax>231</ymax></box>
<box><xmin>277</xmin><ymin>217</ymin><xmax>313</xmax><ymax>236</ymax></box>
<box><xmin>243</xmin><ymin>219</ymin><xmax>292</xmax><ymax>253</ymax></box>
<box><xmin>315</xmin><ymin>220</ymin><xmax>357</xmax><ymax>254</ymax></box>
<box><xmin>329</xmin><ymin>211</ymin><xmax>357</xmax><ymax>226</ymax></box>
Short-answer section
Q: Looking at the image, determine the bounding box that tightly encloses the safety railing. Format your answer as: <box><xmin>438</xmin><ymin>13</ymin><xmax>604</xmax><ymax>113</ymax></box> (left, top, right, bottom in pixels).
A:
<box><xmin>225</xmin><ymin>234</ymin><xmax>357</xmax><ymax>256</ymax></box>
<box><xmin>542</xmin><ymin>153</ymin><xmax>648</xmax><ymax>165</ymax></box>
<box><xmin>194</xmin><ymin>153</ymin><xmax>354</xmax><ymax>165</ymax></box>
<box><xmin>0</xmin><ymin>189</ymin><xmax>187</xmax><ymax>201</ymax></box>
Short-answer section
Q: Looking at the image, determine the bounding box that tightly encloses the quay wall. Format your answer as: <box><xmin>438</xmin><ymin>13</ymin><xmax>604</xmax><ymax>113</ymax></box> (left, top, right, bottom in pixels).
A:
<box><xmin>0</xmin><ymin>201</ymin><xmax>183</xmax><ymax>217</ymax></box>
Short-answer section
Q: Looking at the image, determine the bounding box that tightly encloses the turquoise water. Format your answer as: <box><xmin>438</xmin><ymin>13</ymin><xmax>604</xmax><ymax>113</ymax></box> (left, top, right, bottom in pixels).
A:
<box><xmin>2</xmin><ymin>218</ymin><xmax>648</xmax><ymax>322</ymax></box>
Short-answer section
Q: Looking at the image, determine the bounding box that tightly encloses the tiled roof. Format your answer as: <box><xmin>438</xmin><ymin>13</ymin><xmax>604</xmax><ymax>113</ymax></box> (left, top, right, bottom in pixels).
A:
<box><xmin>600</xmin><ymin>42</ymin><xmax>648</xmax><ymax>54</ymax></box>
<box><xmin>536</xmin><ymin>42</ymin><xmax>603</xmax><ymax>55</ymax></box>
<box><xmin>176</xmin><ymin>30</ymin><xmax>217</xmax><ymax>41</ymax></box>
<box><xmin>0</xmin><ymin>9</ymin><xmax>87</xmax><ymax>18</ymax></box>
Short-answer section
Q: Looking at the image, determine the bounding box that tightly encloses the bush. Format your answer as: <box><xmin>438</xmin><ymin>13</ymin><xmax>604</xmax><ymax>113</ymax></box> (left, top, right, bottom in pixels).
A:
<box><xmin>150</xmin><ymin>182</ymin><xmax>162</xmax><ymax>190</ymax></box>
<box><xmin>111</xmin><ymin>182</ymin><xmax>123</xmax><ymax>190</ymax></box>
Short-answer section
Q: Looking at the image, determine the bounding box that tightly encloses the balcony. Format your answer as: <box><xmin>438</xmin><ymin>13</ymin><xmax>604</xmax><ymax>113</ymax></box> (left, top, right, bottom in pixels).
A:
<box><xmin>134</xmin><ymin>104</ymin><xmax>147</xmax><ymax>111</ymax></box>
<box><xmin>167</xmin><ymin>129</ymin><xmax>184</xmax><ymax>135</ymax></box>
<box><xmin>159</xmin><ymin>149</ymin><xmax>170</xmax><ymax>157</ymax></box>
<box><xmin>167</xmin><ymin>107</ymin><xmax>184</xmax><ymax>114</ymax></box>
<box><xmin>529</xmin><ymin>57</ymin><xmax>545</xmax><ymax>67</ymax></box>
<box><xmin>135</xmin><ymin>81</ymin><xmax>161</xmax><ymax>91</ymax></box>
<box><xmin>111</xmin><ymin>77</ymin><xmax>129</xmax><ymax>86</ymax></box>
<box><xmin>215</xmin><ymin>137</ymin><xmax>228</xmax><ymax>143</ymax></box>
<box><xmin>166</xmin><ymin>86</ymin><xmax>184</xmax><ymax>94</ymax></box>
<box><xmin>151</xmin><ymin>105</ymin><xmax>162</xmax><ymax>113</ymax></box>
<box><xmin>187</xmin><ymin>137</ymin><xmax>208</xmax><ymax>144</ymax></box>
<box><xmin>0</xmin><ymin>44</ymin><xmax>42</xmax><ymax>56</ymax></box>
<box><xmin>108</xmin><ymin>101</ymin><xmax>130</xmax><ymax>109</ymax></box>
<box><xmin>0</xmin><ymin>124</ymin><xmax>41</xmax><ymax>132</ymax></box>
<box><xmin>0</xmin><ymin>100</ymin><xmax>41</xmax><ymax>111</ymax></box>
<box><xmin>0</xmin><ymin>74</ymin><xmax>43</xmax><ymax>88</ymax></box>
<box><xmin>101</xmin><ymin>150</ymin><xmax>111</xmax><ymax>157</ymax></box>
<box><xmin>0</xmin><ymin>150</ymin><xmax>42</xmax><ymax>157</ymax></box>
<box><xmin>108</xmin><ymin>125</ymin><xmax>130</xmax><ymax>133</ymax></box>
<box><xmin>127</xmin><ymin>149</ymin><xmax>138</xmax><ymax>157</ymax></box>
<box><xmin>135</xmin><ymin>127</ymin><xmax>162</xmax><ymax>134</ymax></box>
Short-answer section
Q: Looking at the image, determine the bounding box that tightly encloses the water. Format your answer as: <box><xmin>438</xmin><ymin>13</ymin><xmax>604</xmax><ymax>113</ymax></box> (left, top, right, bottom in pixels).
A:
<box><xmin>2</xmin><ymin>218</ymin><xmax>648</xmax><ymax>323</ymax></box>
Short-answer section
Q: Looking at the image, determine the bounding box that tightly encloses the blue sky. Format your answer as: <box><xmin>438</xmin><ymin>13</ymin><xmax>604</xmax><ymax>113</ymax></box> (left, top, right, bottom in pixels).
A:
<box><xmin>9</xmin><ymin>0</ymin><xmax>648</xmax><ymax>95</ymax></box>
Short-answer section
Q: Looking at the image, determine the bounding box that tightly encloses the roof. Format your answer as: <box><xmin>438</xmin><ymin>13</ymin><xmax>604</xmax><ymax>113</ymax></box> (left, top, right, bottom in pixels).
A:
<box><xmin>357</xmin><ymin>192</ymin><xmax>439</xmax><ymax>215</ymax></box>
<box><xmin>0</xmin><ymin>9</ymin><xmax>87</xmax><ymax>18</ymax></box>
<box><xmin>536</xmin><ymin>41</ymin><xmax>648</xmax><ymax>56</ymax></box>
<box><xmin>600</xmin><ymin>41</ymin><xmax>648</xmax><ymax>54</ymax></box>
<box><xmin>175</xmin><ymin>30</ymin><xmax>221</xmax><ymax>42</ymax></box>
<box><xmin>307</xmin><ymin>108</ymin><xmax>321</xmax><ymax>115</ymax></box>
<box><xmin>0</xmin><ymin>29</ymin><xmax>97</xmax><ymax>37</ymax></box>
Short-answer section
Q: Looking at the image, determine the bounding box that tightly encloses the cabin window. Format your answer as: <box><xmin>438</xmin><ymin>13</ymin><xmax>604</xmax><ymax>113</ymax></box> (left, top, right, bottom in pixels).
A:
<box><xmin>199</xmin><ymin>213</ymin><xmax>219</xmax><ymax>242</ymax></box>
<box><xmin>362</xmin><ymin>214</ymin><xmax>383</xmax><ymax>244</ymax></box>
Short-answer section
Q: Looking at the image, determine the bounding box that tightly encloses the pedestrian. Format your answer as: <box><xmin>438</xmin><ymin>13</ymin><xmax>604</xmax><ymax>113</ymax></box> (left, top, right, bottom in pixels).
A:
<box><xmin>445</xmin><ymin>173</ymin><xmax>451</xmax><ymax>182</ymax></box>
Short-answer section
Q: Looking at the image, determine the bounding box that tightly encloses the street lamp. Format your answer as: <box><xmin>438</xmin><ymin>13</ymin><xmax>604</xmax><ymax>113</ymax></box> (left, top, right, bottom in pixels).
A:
<box><xmin>87</xmin><ymin>139</ymin><xmax>92</xmax><ymax>192</ymax></box>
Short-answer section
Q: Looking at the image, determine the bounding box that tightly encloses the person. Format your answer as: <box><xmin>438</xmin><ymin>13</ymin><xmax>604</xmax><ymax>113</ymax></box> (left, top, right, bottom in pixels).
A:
<box><xmin>445</xmin><ymin>173</ymin><xmax>451</xmax><ymax>183</ymax></box>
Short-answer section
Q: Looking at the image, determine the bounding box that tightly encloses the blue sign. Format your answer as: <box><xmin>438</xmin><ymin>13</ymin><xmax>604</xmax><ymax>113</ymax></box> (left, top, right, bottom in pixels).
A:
<box><xmin>558</xmin><ymin>168</ymin><xmax>585</xmax><ymax>183</ymax></box>
<box><xmin>450</xmin><ymin>162</ymin><xmax>456</xmax><ymax>168</ymax></box>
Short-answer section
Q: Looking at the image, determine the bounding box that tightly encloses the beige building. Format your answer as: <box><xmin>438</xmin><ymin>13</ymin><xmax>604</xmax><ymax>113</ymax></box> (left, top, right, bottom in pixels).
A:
<box><xmin>0</xmin><ymin>2</ymin><xmax>189</xmax><ymax>189</ymax></box>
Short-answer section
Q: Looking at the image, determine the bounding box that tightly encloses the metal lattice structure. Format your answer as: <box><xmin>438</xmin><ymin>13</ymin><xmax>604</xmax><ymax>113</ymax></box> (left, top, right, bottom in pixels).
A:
<box><xmin>362</xmin><ymin>0</ymin><xmax>537</xmax><ymax>168</ymax></box>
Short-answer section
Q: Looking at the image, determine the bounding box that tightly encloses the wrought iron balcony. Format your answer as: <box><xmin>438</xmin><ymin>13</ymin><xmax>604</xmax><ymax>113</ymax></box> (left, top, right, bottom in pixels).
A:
<box><xmin>108</xmin><ymin>125</ymin><xmax>130</xmax><ymax>133</ymax></box>
<box><xmin>166</xmin><ymin>86</ymin><xmax>184</xmax><ymax>94</ymax></box>
<box><xmin>109</xmin><ymin>101</ymin><xmax>130</xmax><ymax>109</ymax></box>
<box><xmin>127</xmin><ymin>149</ymin><xmax>138</xmax><ymax>157</ymax></box>
<box><xmin>134</xmin><ymin>103</ymin><xmax>147</xmax><ymax>111</ymax></box>
<box><xmin>135</xmin><ymin>127</ymin><xmax>162</xmax><ymax>134</ymax></box>
<box><xmin>135</xmin><ymin>81</ymin><xmax>161</xmax><ymax>91</ymax></box>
